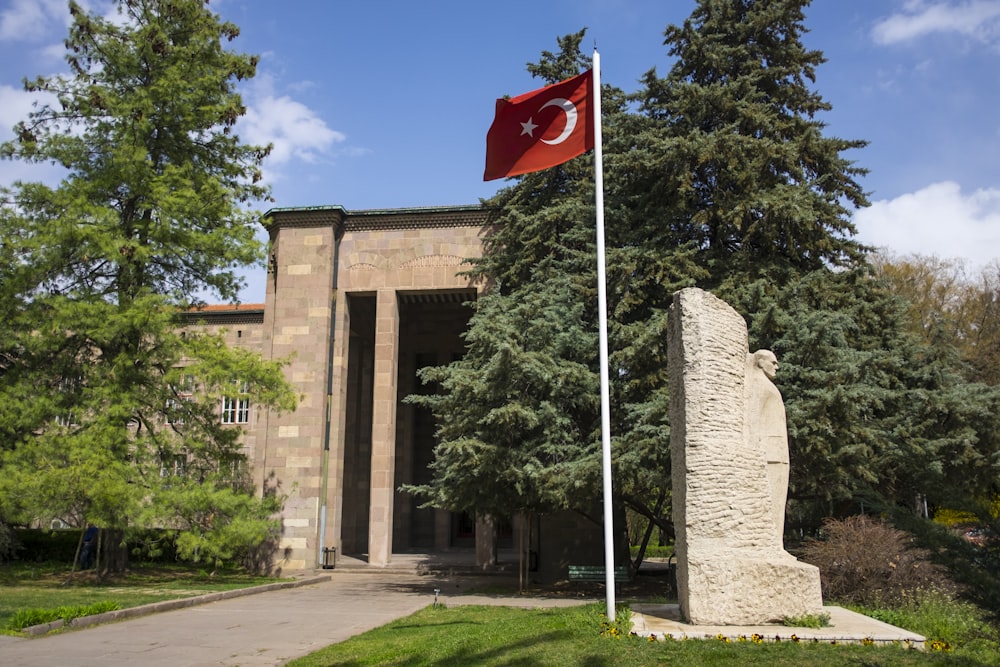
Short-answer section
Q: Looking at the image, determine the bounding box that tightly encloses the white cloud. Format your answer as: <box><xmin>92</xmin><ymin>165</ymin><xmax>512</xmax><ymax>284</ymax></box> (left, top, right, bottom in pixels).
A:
<box><xmin>872</xmin><ymin>0</ymin><xmax>1000</xmax><ymax>45</ymax></box>
<box><xmin>0</xmin><ymin>0</ymin><xmax>67</xmax><ymax>41</ymax></box>
<box><xmin>239</xmin><ymin>71</ymin><xmax>346</xmax><ymax>174</ymax></box>
<box><xmin>854</xmin><ymin>181</ymin><xmax>1000</xmax><ymax>268</ymax></box>
<box><xmin>0</xmin><ymin>84</ymin><xmax>65</xmax><ymax>190</ymax></box>
<box><xmin>0</xmin><ymin>83</ymin><xmax>41</xmax><ymax>136</ymax></box>
<box><xmin>0</xmin><ymin>81</ymin><xmax>65</xmax><ymax>142</ymax></box>
<box><xmin>241</xmin><ymin>94</ymin><xmax>344</xmax><ymax>165</ymax></box>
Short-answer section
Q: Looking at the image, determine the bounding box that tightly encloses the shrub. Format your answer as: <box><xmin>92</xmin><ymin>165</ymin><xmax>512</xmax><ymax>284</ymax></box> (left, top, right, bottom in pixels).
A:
<box><xmin>800</xmin><ymin>515</ymin><xmax>956</xmax><ymax>605</ymax></box>
<box><xmin>11</xmin><ymin>528</ymin><xmax>186</xmax><ymax>566</ymax></box>
<box><xmin>891</xmin><ymin>510</ymin><xmax>1000</xmax><ymax>620</ymax></box>
<box><xmin>14</xmin><ymin>528</ymin><xmax>81</xmax><ymax>562</ymax></box>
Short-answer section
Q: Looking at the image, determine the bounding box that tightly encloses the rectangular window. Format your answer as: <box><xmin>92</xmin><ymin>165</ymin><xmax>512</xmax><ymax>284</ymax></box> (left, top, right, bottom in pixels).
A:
<box><xmin>165</xmin><ymin>398</ymin><xmax>185</xmax><ymax>425</ymax></box>
<box><xmin>166</xmin><ymin>374</ymin><xmax>195</xmax><ymax>424</ymax></box>
<box><xmin>178</xmin><ymin>374</ymin><xmax>195</xmax><ymax>396</ymax></box>
<box><xmin>55</xmin><ymin>377</ymin><xmax>80</xmax><ymax>427</ymax></box>
<box><xmin>221</xmin><ymin>380</ymin><xmax>250</xmax><ymax>424</ymax></box>
<box><xmin>55</xmin><ymin>410</ymin><xmax>79</xmax><ymax>428</ymax></box>
<box><xmin>160</xmin><ymin>454</ymin><xmax>186</xmax><ymax>478</ymax></box>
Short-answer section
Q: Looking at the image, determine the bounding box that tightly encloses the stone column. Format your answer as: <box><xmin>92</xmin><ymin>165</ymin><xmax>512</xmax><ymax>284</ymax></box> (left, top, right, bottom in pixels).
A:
<box><xmin>325</xmin><ymin>290</ymin><xmax>351</xmax><ymax>556</ymax></box>
<box><xmin>258</xmin><ymin>218</ymin><xmax>338</xmax><ymax>571</ymax></box>
<box><xmin>368</xmin><ymin>288</ymin><xmax>399</xmax><ymax>566</ymax></box>
<box><xmin>392</xmin><ymin>351</ymin><xmax>415</xmax><ymax>551</ymax></box>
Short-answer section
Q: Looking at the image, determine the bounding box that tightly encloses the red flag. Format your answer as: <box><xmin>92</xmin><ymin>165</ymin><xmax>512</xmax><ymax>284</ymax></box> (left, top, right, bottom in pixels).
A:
<box><xmin>484</xmin><ymin>70</ymin><xmax>594</xmax><ymax>181</ymax></box>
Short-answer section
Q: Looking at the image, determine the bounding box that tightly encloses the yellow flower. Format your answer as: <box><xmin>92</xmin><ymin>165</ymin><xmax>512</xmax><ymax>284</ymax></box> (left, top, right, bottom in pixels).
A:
<box><xmin>926</xmin><ymin>639</ymin><xmax>952</xmax><ymax>652</ymax></box>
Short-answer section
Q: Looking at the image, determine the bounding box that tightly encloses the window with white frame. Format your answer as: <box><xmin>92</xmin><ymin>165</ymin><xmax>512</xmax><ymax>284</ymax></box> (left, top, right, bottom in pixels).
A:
<box><xmin>160</xmin><ymin>454</ymin><xmax>186</xmax><ymax>478</ymax></box>
<box><xmin>221</xmin><ymin>379</ymin><xmax>250</xmax><ymax>424</ymax></box>
<box><xmin>55</xmin><ymin>410</ymin><xmax>79</xmax><ymax>428</ymax></box>
<box><xmin>55</xmin><ymin>377</ymin><xmax>80</xmax><ymax>427</ymax></box>
<box><xmin>166</xmin><ymin>374</ymin><xmax>195</xmax><ymax>425</ymax></box>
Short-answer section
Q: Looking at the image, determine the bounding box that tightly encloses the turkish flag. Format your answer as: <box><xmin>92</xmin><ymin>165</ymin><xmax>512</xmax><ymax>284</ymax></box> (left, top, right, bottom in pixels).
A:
<box><xmin>484</xmin><ymin>70</ymin><xmax>594</xmax><ymax>181</ymax></box>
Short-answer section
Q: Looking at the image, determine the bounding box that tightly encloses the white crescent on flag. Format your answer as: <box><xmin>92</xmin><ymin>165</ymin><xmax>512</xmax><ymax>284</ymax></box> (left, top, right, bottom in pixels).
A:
<box><xmin>539</xmin><ymin>97</ymin><xmax>577</xmax><ymax>145</ymax></box>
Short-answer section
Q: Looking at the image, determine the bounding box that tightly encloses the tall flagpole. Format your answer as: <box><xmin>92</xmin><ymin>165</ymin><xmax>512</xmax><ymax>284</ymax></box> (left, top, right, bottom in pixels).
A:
<box><xmin>592</xmin><ymin>48</ymin><xmax>616</xmax><ymax>623</ymax></box>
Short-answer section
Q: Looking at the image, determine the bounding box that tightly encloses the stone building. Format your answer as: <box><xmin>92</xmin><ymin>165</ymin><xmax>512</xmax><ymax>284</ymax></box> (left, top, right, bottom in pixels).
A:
<box><xmin>191</xmin><ymin>204</ymin><xmax>493</xmax><ymax>570</ymax></box>
<box><xmin>190</xmin><ymin>202</ymin><xmax>610</xmax><ymax>577</ymax></box>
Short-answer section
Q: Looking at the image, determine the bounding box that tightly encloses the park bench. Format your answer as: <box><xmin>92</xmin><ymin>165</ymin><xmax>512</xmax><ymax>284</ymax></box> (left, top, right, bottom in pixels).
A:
<box><xmin>567</xmin><ymin>564</ymin><xmax>631</xmax><ymax>587</ymax></box>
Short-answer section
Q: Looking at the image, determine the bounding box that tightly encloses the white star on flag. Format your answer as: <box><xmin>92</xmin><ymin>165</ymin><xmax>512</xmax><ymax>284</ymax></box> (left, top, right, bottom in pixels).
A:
<box><xmin>520</xmin><ymin>117</ymin><xmax>538</xmax><ymax>137</ymax></box>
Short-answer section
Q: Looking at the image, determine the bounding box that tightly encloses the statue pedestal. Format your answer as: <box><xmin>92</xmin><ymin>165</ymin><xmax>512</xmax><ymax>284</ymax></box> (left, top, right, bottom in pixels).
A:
<box><xmin>681</xmin><ymin>554</ymin><xmax>823</xmax><ymax>625</ymax></box>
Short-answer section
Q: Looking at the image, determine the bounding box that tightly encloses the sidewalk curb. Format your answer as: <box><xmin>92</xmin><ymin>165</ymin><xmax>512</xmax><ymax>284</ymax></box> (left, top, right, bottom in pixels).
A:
<box><xmin>21</xmin><ymin>574</ymin><xmax>332</xmax><ymax>636</ymax></box>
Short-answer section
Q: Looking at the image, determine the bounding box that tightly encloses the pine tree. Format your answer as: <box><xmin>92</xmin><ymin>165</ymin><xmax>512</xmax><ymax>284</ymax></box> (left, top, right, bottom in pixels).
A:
<box><xmin>408</xmin><ymin>31</ymin><xmax>698</xmax><ymax>557</ymax></box>
<box><xmin>412</xmin><ymin>1</ymin><xmax>999</xmax><ymax>564</ymax></box>
<box><xmin>0</xmin><ymin>0</ymin><xmax>295</xmax><ymax>573</ymax></box>
<box><xmin>732</xmin><ymin>268</ymin><xmax>1000</xmax><ymax>529</ymax></box>
<box><xmin>407</xmin><ymin>31</ymin><xmax>604</xmax><ymax>519</ymax></box>
<box><xmin>637</xmin><ymin>0</ymin><xmax>869</xmax><ymax>287</ymax></box>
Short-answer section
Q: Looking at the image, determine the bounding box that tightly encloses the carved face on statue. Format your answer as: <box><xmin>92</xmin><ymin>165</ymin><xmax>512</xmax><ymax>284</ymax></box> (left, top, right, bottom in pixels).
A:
<box><xmin>754</xmin><ymin>350</ymin><xmax>779</xmax><ymax>380</ymax></box>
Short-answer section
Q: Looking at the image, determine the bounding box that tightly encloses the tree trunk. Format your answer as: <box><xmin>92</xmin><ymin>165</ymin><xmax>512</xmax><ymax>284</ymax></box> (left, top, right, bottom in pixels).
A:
<box><xmin>98</xmin><ymin>528</ymin><xmax>129</xmax><ymax>575</ymax></box>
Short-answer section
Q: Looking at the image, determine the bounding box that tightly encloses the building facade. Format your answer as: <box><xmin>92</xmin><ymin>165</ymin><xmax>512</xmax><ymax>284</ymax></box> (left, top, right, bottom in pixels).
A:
<box><xmin>200</xmin><ymin>204</ymin><xmax>491</xmax><ymax>570</ymax></box>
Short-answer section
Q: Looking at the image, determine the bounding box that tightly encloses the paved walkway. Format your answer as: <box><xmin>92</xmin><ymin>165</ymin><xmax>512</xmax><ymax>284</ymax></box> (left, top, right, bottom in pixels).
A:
<box><xmin>0</xmin><ymin>553</ymin><xmax>925</xmax><ymax>665</ymax></box>
<box><xmin>0</xmin><ymin>565</ymin><xmax>593</xmax><ymax>667</ymax></box>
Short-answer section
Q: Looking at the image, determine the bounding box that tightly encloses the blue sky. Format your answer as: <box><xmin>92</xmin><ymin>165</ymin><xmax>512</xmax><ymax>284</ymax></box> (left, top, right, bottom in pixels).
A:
<box><xmin>2</xmin><ymin>0</ymin><xmax>999</xmax><ymax>303</ymax></box>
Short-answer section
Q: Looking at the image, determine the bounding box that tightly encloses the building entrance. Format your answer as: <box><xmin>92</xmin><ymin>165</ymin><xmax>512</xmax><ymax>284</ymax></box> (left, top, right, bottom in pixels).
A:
<box><xmin>340</xmin><ymin>289</ymin><xmax>476</xmax><ymax>557</ymax></box>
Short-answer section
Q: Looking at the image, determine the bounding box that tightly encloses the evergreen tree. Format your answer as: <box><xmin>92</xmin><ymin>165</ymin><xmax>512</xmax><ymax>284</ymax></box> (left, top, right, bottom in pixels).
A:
<box><xmin>411</xmin><ymin>1</ymin><xmax>876</xmax><ymax>556</ymax></box>
<box><xmin>608</xmin><ymin>0</ymin><xmax>874</xmax><ymax>539</ymax></box>
<box><xmin>409</xmin><ymin>31</ymin><xmax>698</xmax><ymax>555</ymax></box>
<box><xmin>0</xmin><ymin>0</ymin><xmax>295</xmax><ymax>573</ymax></box>
<box><xmin>637</xmin><ymin>0</ymin><xmax>869</xmax><ymax>287</ymax></box>
<box><xmin>407</xmin><ymin>31</ymin><xmax>605</xmax><ymax>520</ymax></box>
<box><xmin>413</xmin><ymin>0</ymin><xmax>999</xmax><ymax>566</ymax></box>
<box><xmin>733</xmin><ymin>268</ymin><xmax>1000</xmax><ymax>530</ymax></box>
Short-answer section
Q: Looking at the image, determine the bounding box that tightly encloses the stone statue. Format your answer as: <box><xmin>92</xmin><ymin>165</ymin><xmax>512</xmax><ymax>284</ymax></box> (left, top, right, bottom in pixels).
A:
<box><xmin>668</xmin><ymin>288</ymin><xmax>822</xmax><ymax>625</ymax></box>
<box><xmin>745</xmin><ymin>349</ymin><xmax>790</xmax><ymax>552</ymax></box>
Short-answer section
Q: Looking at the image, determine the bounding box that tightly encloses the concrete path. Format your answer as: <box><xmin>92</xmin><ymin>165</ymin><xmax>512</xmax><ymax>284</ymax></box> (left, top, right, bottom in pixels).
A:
<box><xmin>0</xmin><ymin>554</ymin><xmax>924</xmax><ymax>665</ymax></box>
<box><xmin>0</xmin><ymin>569</ymin><xmax>593</xmax><ymax>667</ymax></box>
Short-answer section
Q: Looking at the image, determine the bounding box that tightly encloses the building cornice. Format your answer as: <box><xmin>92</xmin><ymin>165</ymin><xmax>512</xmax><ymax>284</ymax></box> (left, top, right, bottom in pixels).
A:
<box><xmin>262</xmin><ymin>205</ymin><xmax>347</xmax><ymax>233</ymax></box>
<box><xmin>179</xmin><ymin>304</ymin><xmax>265</xmax><ymax>326</ymax></box>
<box><xmin>263</xmin><ymin>204</ymin><xmax>493</xmax><ymax>233</ymax></box>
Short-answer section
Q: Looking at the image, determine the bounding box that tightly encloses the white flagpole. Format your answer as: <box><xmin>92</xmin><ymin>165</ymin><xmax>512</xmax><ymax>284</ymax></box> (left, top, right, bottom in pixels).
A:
<box><xmin>592</xmin><ymin>48</ymin><xmax>616</xmax><ymax>623</ymax></box>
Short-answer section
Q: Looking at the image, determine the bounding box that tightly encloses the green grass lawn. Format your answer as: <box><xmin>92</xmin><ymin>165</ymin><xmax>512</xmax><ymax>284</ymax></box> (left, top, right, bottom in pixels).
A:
<box><xmin>4</xmin><ymin>561</ymin><xmax>997</xmax><ymax>665</ymax></box>
<box><xmin>0</xmin><ymin>561</ymin><xmax>284</xmax><ymax>633</ymax></box>
<box><xmin>285</xmin><ymin>603</ymin><xmax>999</xmax><ymax>667</ymax></box>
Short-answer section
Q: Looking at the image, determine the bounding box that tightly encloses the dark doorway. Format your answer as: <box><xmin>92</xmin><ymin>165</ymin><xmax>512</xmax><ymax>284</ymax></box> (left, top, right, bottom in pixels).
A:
<box><xmin>340</xmin><ymin>293</ymin><xmax>375</xmax><ymax>555</ymax></box>
<box><xmin>393</xmin><ymin>290</ymin><xmax>476</xmax><ymax>551</ymax></box>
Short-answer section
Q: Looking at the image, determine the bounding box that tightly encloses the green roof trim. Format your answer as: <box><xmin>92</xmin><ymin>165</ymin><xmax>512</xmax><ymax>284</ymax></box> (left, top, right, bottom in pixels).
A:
<box><xmin>263</xmin><ymin>204</ymin><xmax>347</xmax><ymax>216</ymax></box>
